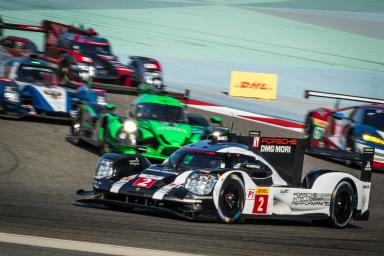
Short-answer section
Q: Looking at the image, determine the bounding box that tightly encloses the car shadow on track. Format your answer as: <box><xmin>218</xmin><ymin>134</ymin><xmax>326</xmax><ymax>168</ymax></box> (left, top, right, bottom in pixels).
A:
<box><xmin>0</xmin><ymin>115</ymin><xmax>72</xmax><ymax>126</ymax></box>
<box><xmin>73</xmin><ymin>202</ymin><xmax>362</xmax><ymax>229</ymax></box>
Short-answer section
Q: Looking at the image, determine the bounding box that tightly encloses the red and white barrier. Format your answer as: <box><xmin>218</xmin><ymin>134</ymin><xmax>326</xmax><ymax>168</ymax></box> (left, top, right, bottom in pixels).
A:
<box><xmin>186</xmin><ymin>99</ymin><xmax>304</xmax><ymax>133</ymax></box>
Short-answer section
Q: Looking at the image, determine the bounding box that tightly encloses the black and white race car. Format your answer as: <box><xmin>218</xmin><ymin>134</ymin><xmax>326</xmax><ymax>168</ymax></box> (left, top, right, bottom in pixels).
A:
<box><xmin>77</xmin><ymin>132</ymin><xmax>374</xmax><ymax>228</ymax></box>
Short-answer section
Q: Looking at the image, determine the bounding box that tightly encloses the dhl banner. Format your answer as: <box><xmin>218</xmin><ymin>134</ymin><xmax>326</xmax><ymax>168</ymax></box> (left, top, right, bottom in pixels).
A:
<box><xmin>229</xmin><ymin>71</ymin><xmax>278</xmax><ymax>100</ymax></box>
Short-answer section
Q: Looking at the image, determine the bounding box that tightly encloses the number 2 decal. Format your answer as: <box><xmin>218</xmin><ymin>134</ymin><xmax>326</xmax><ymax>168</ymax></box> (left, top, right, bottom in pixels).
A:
<box><xmin>252</xmin><ymin>187</ymin><xmax>269</xmax><ymax>214</ymax></box>
<box><xmin>133</xmin><ymin>177</ymin><xmax>157</xmax><ymax>188</ymax></box>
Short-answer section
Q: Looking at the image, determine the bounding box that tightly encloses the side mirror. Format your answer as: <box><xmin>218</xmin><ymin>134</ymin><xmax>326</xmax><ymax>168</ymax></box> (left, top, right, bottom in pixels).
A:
<box><xmin>210</xmin><ymin>116</ymin><xmax>222</xmax><ymax>124</ymax></box>
<box><xmin>332</xmin><ymin>112</ymin><xmax>345</xmax><ymax>120</ymax></box>
<box><xmin>105</xmin><ymin>103</ymin><xmax>116</xmax><ymax>111</ymax></box>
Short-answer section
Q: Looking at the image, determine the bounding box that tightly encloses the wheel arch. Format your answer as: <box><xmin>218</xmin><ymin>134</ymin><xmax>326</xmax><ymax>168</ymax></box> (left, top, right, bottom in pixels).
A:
<box><xmin>213</xmin><ymin>170</ymin><xmax>254</xmax><ymax>212</ymax></box>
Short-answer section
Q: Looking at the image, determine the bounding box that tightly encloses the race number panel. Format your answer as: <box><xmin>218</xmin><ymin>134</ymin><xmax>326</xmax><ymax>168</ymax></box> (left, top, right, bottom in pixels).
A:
<box><xmin>133</xmin><ymin>177</ymin><xmax>157</xmax><ymax>189</ymax></box>
<box><xmin>243</xmin><ymin>187</ymin><xmax>273</xmax><ymax>215</ymax></box>
<box><xmin>252</xmin><ymin>187</ymin><xmax>269</xmax><ymax>214</ymax></box>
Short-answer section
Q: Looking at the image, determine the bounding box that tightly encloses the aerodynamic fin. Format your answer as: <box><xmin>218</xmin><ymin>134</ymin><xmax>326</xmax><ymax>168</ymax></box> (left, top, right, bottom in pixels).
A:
<box><xmin>361</xmin><ymin>147</ymin><xmax>374</xmax><ymax>182</ymax></box>
<box><xmin>229</xmin><ymin>131</ymin><xmax>307</xmax><ymax>187</ymax></box>
<box><xmin>304</xmin><ymin>90</ymin><xmax>384</xmax><ymax>109</ymax></box>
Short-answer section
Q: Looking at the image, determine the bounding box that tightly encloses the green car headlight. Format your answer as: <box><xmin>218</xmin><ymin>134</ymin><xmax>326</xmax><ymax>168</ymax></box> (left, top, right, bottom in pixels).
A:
<box><xmin>185</xmin><ymin>173</ymin><xmax>217</xmax><ymax>195</ymax></box>
<box><xmin>123</xmin><ymin>120</ymin><xmax>137</xmax><ymax>133</ymax></box>
<box><xmin>362</xmin><ymin>134</ymin><xmax>384</xmax><ymax>146</ymax></box>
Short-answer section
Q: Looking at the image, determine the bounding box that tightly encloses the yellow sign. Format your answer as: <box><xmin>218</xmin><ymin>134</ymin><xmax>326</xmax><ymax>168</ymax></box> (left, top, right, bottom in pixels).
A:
<box><xmin>229</xmin><ymin>71</ymin><xmax>278</xmax><ymax>100</ymax></box>
<box><xmin>256</xmin><ymin>187</ymin><xmax>269</xmax><ymax>195</ymax></box>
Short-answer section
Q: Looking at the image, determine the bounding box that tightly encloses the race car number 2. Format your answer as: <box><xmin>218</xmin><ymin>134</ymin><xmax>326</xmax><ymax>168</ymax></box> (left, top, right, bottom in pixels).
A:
<box><xmin>252</xmin><ymin>187</ymin><xmax>269</xmax><ymax>214</ymax></box>
<box><xmin>133</xmin><ymin>177</ymin><xmax>157</xmax><ymax>189</ymax></box>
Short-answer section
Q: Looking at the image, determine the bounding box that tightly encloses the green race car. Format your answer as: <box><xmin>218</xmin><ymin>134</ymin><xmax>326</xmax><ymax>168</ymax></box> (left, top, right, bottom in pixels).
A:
<box><xmin>68</xmin><ymin>91</ymin><xmax>226</xmax><ymax>161</ymax></box>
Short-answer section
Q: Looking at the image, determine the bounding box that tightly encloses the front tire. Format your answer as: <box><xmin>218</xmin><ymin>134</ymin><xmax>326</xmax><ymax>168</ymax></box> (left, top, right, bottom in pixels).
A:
<box><xmin>345</xmin><ymin>131</ymin><xmax>357</xmax><ymax>167</ymax></box>
<box><xmin>216</xmin><ymin>174</ymin><xmax>245</xmax><ymax>224</ymax></box>
<box><xmin>58</xmin><ymin>58</ymin><xmax>72</xmax><ymax>86</ymax></box>
<box><xmin>100</xmin><ymin>125</ymin><xmax>112</xmax><ymax>155</ymax></box>
<box><xmin>329</xmin><ymin>181</ymin><xmax>354</xmax><ymax>228</ymax></box>
<box><xmin>304</xmin><ymin>114</ymin><xmax>314</xmax><ymax>137</ymax></box>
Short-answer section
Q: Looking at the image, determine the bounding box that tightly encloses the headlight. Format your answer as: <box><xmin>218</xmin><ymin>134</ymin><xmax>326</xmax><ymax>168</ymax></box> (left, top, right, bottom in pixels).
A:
<box><xmin>185</xmin><ymin>173</ymin><xmax>217</xmax><ymax>195</ymax></box>
<box><xmin>123</xmin><ymin>120</ymin><xmax>137</xmax><ymax>133</ymax></box>
<box><xmin>362</xmin><ymin>134</ymin><xmax>384</xmax><ymax>146</ymax></box>
<box><xmin>4</xmin><ymin>86</ymin><xmax>19</xmax><ymax>103</ymax></box>
<box><xmin>96</xmin><ymin>95</ymin><xmax>107</xmax><ymax>105</ymax></box>
<box><xmin>95</xmin><ymin>158</ymin><xmax>114</xmax><ymax>179</ymax></box>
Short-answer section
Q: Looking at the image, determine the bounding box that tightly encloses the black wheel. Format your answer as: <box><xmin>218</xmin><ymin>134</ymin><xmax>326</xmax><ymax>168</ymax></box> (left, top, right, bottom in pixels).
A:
<box><xmin>100</xmin><ymin>125</ymin><xmax>112</xmax><ymax>155</ymax></box>
<box><xmin>304</xmin><ymin>115</ymin><xmax>314</xmax><ymax>137</ymax></box>
<box><xmin>58</xmin><ymin>58</ymin><xmax>71</xmax><ymax>85</ymax></box>
<box><xmin>70</xmin><ymin>110</ymin><xmax>83</xmax><ymax>146</ymax></box>
<box><xmin>329</xmin><ymin>181</ymin><xmax>354</xmax><ymax>228</ymax></box>
<box><xmin>216</xmin><ymin>174</ymin><xmax>245</xmax><ymax>223</ymax></box>
<box><xmin>345</xmin><ymin>131</ymin><xmax>357</xmax><ymax>166</ymax></box>
<box><xmin>346</xmin><ymin>132</ymin><xmax>356</xmax><ymax>153</ymax></box>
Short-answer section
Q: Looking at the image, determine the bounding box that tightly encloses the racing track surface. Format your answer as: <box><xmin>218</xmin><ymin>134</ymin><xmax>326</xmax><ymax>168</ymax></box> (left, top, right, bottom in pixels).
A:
<box><xmin>0</xmin><ymin>93</ymin><xmax>384</xmax><ymax>256</ymax></box>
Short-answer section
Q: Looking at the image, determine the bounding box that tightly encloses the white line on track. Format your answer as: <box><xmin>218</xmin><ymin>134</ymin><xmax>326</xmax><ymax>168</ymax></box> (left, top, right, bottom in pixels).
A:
<box><xmin>0</xmin><ymin>232</ymin><xmax>204</xmax><ymax>256</ymax></box>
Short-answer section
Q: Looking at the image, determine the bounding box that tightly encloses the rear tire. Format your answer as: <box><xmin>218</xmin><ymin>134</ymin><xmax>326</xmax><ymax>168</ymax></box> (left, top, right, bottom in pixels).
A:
<box><xmin>328</xmin><ymin>181</ymin><xmax>354</xmax><ymax>228</ymax></box>
<box><xmin>216</xmin><ymin>174</ymin><xmax>245</xmax><ymax>224</ymax></box>
<box><xmin>70</xmin><ymin>110</ymin><xmax>83</xmax><ymax>146</ymax></box>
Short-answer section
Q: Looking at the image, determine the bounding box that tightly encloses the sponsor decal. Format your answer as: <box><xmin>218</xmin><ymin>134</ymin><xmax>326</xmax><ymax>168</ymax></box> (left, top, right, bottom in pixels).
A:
<box><xmin>364</xmin><ymin>161</ymin><xmax>372</xmax><ymax>171</ymax></box>
<box><xmin>291</xmin><ymin>193</ymin><xmax>330</xmax><ymax>206</ymax></box>
<box><xmin>363</xmin><ymin>185</ymin><xmax>370</xmax><ymax>189</ymax></box>
<box><xmin>43</xmin><ymin>89</ymin><xmax>62</xmax><ymax>99</ymax></box>
<box><xmin>144</xmin><ymin>63</ymin><xmax>158</xmax><ymax>69</ymax></box>
<box><xmin>235</xmin><ymin>81</ymin><xmax>270</xmax><ymax>90</ymax></box>
<box><xmin>249</xmin><ymin>131</ymin><xmax>261</xmax><ymax>148</ymax></box>
<box><xmin>252</xmin><ymin>187</ymin><xmax>269</xmax><ymax>214</ymax></box>
<box><xmin>313</xmin><ymin>126</ymin><xmax>325</xmax><ymax>140</ymax></box>
<box><xmin>280</xmin><ymin>189</ymin><xmax>288</xmax><ymax>194</ymax></box>
<box><xmin>258</xmin><ymin>137</ymin><xmax>297</xmax><ymax>153</ymax></box>
<box><xmin>129</xmin><ymin>158</ymin><xmax>140</xmax><ymax>166</ymax></box>
<box><xmin>229</xmin><ymin>71</ymin><xmax>278</xmax><ymax>100</ymax></box>
<box><xmin>261</xmin><ymin>138</ymin><xmax>297</xmax><ymax>145</ymax></box>
<box><xmin>246</xmin><ymin>189</ymin><xmax>255</xmax><ymax>200</ymax></box>
<box><xmin>260</xmin><ymin>145</ymin><xmax>292</xmax><ymax>153</ymax></box>
<box><xmin>313</xmin><ymin>118</ymin><xmax>328</xmax><ymax>127</ymax></box>
<box><xmin>157</xmin><ymin>126</ymin><xmax>187</xmax><ymax>133</ymax></box>
<box><xmin>138</xmin><ymin>174</ymin><xmax>164</xmax><ymax>180</ymax></box>
<box><xmin>133</xmin><ymin>177</ymin><xmax>157</xmax><ymax>189</ymax></box>
<box><xmin>217</xmin><ymin>135</ymin><xmax>228</xmax><ymax>141</ymax></box>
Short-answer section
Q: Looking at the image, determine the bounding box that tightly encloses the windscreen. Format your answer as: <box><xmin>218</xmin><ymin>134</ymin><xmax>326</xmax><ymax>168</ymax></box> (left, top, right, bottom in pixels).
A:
<box><xmin>363</xmin><ymin>109</ymin><xmax>384</xmax><ymax>131</ymax></box>
<box><xmin>166</xmin><ymin>150</ymin><xmax>224</xmax><ymax>170</ymax></box>
<box><xmin>136</xmin><ymin>103</ymin><xmax>186</xmax><ymax>123</ymax></box>
<box><xmin>16</xmin><ymin>65</ymin><xmax>57</xmax><ymax>85</ymax></box>
<box><xmin>74</xmin><ymin>43</ymin><xmax>111</xmax><ymax>55</ymax></box>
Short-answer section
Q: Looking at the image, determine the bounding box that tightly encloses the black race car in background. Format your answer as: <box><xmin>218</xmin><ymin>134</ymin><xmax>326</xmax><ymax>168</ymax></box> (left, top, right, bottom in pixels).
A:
<box><xmin>78</xmin><ymin>132</ymin><xmax>374</xmax><ymax>228</ymax></box>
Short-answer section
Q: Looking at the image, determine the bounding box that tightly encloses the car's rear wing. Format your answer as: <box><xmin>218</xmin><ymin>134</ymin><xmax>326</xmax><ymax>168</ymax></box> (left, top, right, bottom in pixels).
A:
<box><xmin>0</xmin><ymin>16</ymin><xmax>97</xmax><ymax>51</ymax></box>
<box><xmin>307</xmin><ymin>146</ymin><xmax>374</xmax><ymax>182</ymax></box>
<box><xmin>304</xmin><ymin>90</ymin><xmax>384</xmax><ymax>109</ymax></box>
<box><xmin>0</xmin><ymin>20</ymin><xmax>46</xmax><ymax>35</ymax></box>
<box><xmin>226</xmin><ymin>131</ymin><xmax>374</xmax><ymax>186</ymax></box>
